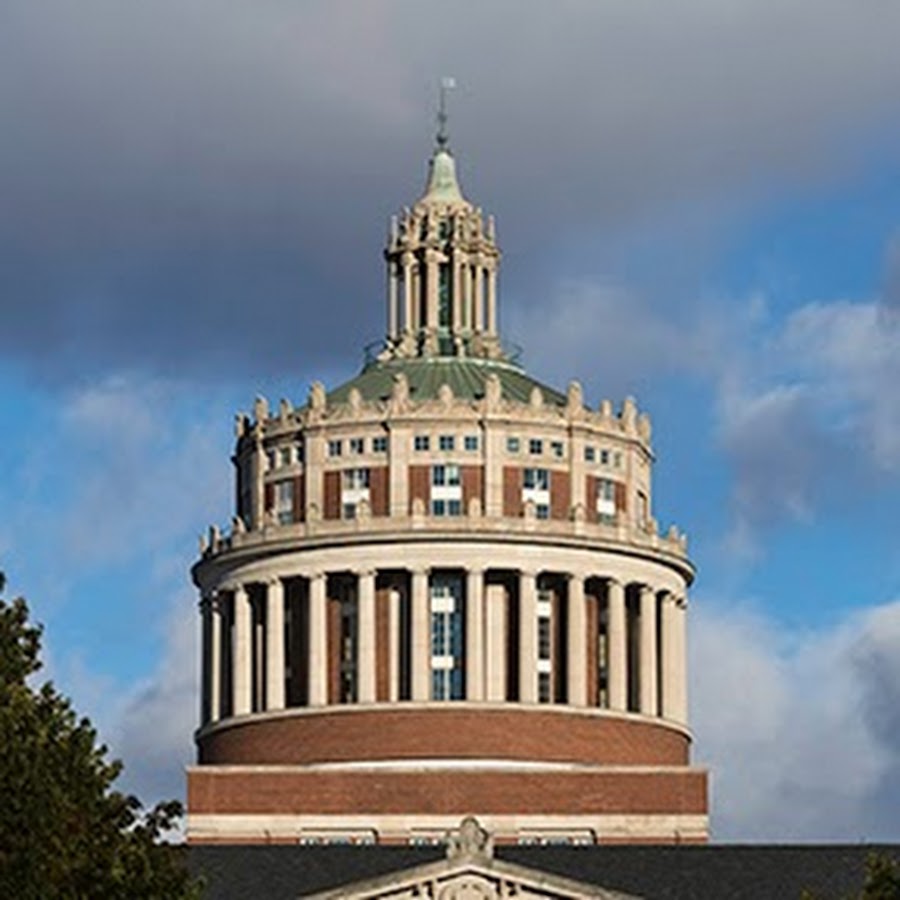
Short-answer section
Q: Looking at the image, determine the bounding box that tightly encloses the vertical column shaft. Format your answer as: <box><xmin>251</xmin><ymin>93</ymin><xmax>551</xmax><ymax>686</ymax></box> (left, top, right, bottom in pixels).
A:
<box><xmin>485</xmin><ymin>583</ymin><xmax>507</xmax><ymax>701</ymax></box>
<box><xmin>639</xmin><ymin>585</ymin><xmax>659</xmax><ymax>716</ymax></box>
<box><xmin>232</xmin><ymin>585</ymin><xmax>251</xmax><ymax>716</ymax></box>
<box><xmin>487</xmin><ymin>264</ymin><xmax>497</xmax><ymax>335</ymax></box>
<box><xmin>388</xmin><ymin>262</ymin><xmax>398</xmax><ymax>337</ymax></box>
<box><xmin>660</xmin><ymin>593</ymin><xmax>678</xmax><ymax>720</ymax></box>
<box><xmin>357</xmin><ymin>570</ymin><xmax>377</xmax><ymax>703</ymax></box>
<box><xmin>266</xmin><ymin>578</ymin><xmax>285</xmax><ymax>711</ymax></box>
<box><xmin>210</xmin><ymin>594</ymin><xmax>221</xmax><ymax>722</ymax></box>
<box><xmin>473</xmin><ymin>264</ymin><xmax>484</xmax><ymax>331</ymax></box>
<box><xmin>466</xmin><ymin>569</ymin><xmax>485</xmax><ymax>701</ymax></box>
<box><xmin>567</xmin><ymin>575</ymin><xmax>587</xmax><ymax>706</ymax></box>
<box><xmin>308</xmin><ymin>573</ymin><xmax>328</xmax><ymax>706</ymax></box>
<box><xmin>519</xmin><ymin>570</ymin><xmax>538</xmax><ymax>703</ymax></box>
<box><xmin>402</xmin><ymin>253</ymin><xmax>413</xmax><ymax>332</ymax></box>
<box><xmin>411</xmin><ymin>569</ymin><xmax>430</xmax><ymax>701</ymax></box>
<box><xmin>388</xmin><ymin>587</ymin><xmax>401</xmax><ymax>702</ymax></box>
<box><xmin>200</xmin><ymin>596</ymin><xmax>212</xmax><ymax>724</ymax></box>
<box><xmin>674</xmin><ymin>596</ymin><xmax>689</xmax><ymax>723</ymax></box>
<box><xmin>607</xmin><ymin>579</ymin><xmax>627</xmax><ymax>711</ymax></box>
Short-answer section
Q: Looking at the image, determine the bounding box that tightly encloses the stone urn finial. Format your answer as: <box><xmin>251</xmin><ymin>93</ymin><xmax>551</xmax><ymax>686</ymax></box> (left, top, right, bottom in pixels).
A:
<box><xmin>446</xmin><ymin>816</ymin><xmax>493</xmax><ymax>862</ymax></box>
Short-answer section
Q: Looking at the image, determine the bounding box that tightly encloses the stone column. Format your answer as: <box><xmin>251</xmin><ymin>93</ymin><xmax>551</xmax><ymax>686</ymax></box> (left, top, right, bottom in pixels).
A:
<box><xmin>200</xmin><ymin>595</ymin><xmax>212</xmax><ymax>724</ymax></box>
<box><xmin>567</xmin><ymin>575</ymin><xmax>587</xmax><ymax>706</ymax></box>
<box><xmin>473</xmin><ymin>262</ymin><xmax>484</xmax><ymax>332</ymax></box>
<box><xmin>388</xmin><ymin>587</ymin><xmax>401</xmax><ymax>702</ymax></box>
<box><xmin>308</xmin><ymin>573</ymin><xmax>328</xmax><ymax>707</ymax></box>
<box><xmin>232</xmin><ymin>584</ymin><xmax>252</xmax><ymax>716</ymax></box>
<box><xmin>486</xmin><ymin>263</ymin><xmax>498</xmax><ymax>335</ymax></box>
<box><xmin>425</xmin><ymin>248</ymin><xmax>439</xmax><ymax>331</ymax></box>
<box><xmin>357</xmin><ymin>570</ymin><xmax>377</xmax><ymax>703</ymax></box>
<box><xmin>402</xmin><ymin>252</ymin><xmax>414</xmax><ymax>334</ymax></box>
<box><xmin>485</xmin><ymin>583</ymin><xmax>507</xmax><ymax>701</ymax></box>
<box><xmin>387</xmin><ymin>261</ymin><xmax>398</xmax><ymax>338</ymax></box>
<box><xmin>411</xmin><ymin>569</ymin><xmax>431</xmax><ymax>701</ymax></box>
<box><xmin>265</xmin><ymin>578</ymin><xmax>286</xmax><ymax>711</ymax></box>
<box><xmin>607</xmin><ymin>579</ymin><xmax>627</xmax><ymax>711</ymax></box>
<box><xmin>639</xmin><ymin>585</ymin><xmax>659</xmax><ymax>716</ymax></box>
<box><xmin>673</xmin><ymin>596</ymin><xmax>689</xmax><ymax>723</ymax></box>
<box><xmin>452</xmin><ymin>253</ymin><xmax>463</xmax><ymax>334</ymax></box>
<box><xmin>519</xmin><ymin>570</ymin><xmax>538</xmax><ymax>703</ymax></box>
<box><xmin>210</xmin><ymin>593</ymin><xmax>222</xmax><ymax>722</ymax></box>
<box><xmin>466</xmin><ymin>568</ymin><xmax>485</xmax><ymax>701</ymax></box>
<box><xmin>660</xmin><ymin>593</ymin><xmax>678</xmax><ymax>720</ymax></box>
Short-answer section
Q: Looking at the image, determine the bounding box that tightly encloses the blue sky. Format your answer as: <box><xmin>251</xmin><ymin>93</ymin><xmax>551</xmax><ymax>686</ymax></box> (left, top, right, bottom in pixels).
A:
<box><xmin>2</xmin><ymin>1</ymin><xmax>900</xmax><ymax>841</ymax></box>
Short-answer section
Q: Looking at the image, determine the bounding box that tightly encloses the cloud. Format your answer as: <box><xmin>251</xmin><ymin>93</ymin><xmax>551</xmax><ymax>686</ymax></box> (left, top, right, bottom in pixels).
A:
<box><xmin>692</xmin><ymin>597</ymin><xmax>900</xmax><ymax>841</ymax></box>
<box><xmin>2</xmin><ymin>1</ymin><xmax>900</xmax><ymax>383</ymax></box>
<box><xmin>112</xmin><ymin>589</ymin><xmax>198</xmax><ymax>807</ymax></box>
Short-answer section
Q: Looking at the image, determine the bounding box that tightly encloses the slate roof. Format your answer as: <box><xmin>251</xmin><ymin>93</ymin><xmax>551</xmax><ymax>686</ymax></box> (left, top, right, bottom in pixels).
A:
<box><xmin>326</xmin><ymin>356</ymin><xmax>567</xmax><ymax>407</ymax></box>
<box><xmin>189</xmin><ymin>843</ymin><xmax>900</xmax><ymax>900</ymax></box>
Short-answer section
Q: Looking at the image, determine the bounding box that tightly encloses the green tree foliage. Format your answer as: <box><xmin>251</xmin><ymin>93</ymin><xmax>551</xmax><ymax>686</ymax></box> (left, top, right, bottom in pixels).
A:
<box><xmin>801</xmin><ymin>852</ymin><xmax>900</xmax><ymax>900</ymax></box>
<box><xmin>0</xmin><ymin>573</ymin><xmax>203</xmax><ymax>899</ymax></box>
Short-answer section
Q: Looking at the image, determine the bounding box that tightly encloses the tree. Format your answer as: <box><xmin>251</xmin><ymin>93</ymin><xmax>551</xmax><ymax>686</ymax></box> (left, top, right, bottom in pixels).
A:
<box><xmin>0</xmin><ymin>573</ymin><xmax>203</xmax><ymax>899</ymax></box>
<box><xmin>801</xmin><ymin>852</ymin><xmax>900</xmax><ymax>900</ymax></box>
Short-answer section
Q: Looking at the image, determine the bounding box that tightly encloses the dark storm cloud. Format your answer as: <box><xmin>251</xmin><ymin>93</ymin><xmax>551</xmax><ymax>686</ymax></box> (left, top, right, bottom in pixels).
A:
<box><xmin>2</xmin><ymin>0</ymin><xmax>900</xmax><ymax>383</ymax></box>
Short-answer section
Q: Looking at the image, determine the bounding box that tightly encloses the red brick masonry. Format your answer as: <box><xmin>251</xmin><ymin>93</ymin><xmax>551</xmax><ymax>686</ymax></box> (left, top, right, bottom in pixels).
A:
<box><xmin>197</xmin><ymin>707</ymin><xmax>691</xmax><ymax>767</ymax></box>
<box><xmin>188</xmin><ymin>767</ymin><xmax>708</xmax><ymax>817</ymax></box>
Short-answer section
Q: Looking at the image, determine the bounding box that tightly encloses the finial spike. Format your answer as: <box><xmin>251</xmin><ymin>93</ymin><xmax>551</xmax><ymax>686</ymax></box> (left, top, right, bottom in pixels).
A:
<box><xmin>437</xmin><ymin>76</ymin><xmax>456</xmax><ymax>150</ymax></box>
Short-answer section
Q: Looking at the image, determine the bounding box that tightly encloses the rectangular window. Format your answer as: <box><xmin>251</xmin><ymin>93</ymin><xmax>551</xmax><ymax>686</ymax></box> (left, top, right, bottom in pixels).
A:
<box><xmin>341</xmin><ymin>468</ymin><xmax>370</xmax><ymax>519</ymax></box>
<box><xmin>349</xmin><ymin>437</ymin><xmax>365</xmax><ymax>455</ymax></box>
<box><xmin>438</xmin><ymin>434</ymin><xmax>455</xmax><ymax>451</ymax></box>
<box><xmin>328</xmin><ymin>440</ymin><xmax>342</xmax><ymax>458</ymax></box>
<box><xmin>431</xmin><ymin>464</ymin><xmax>462</xmax><ymax>516</ymax></box>
<box><xmin>296</xmin><ymin>442</ymin><xmax>305</xmax><ymax>463</ymax></box>
<box><xmin>529</xmin><ymin>438</ymin><xmax>543</xmax><ymax>455</ymax></box>
<box><xmin>600</xmin><ymin>449</ymin><xmax>610</xmax><ymax>465</ymax></box>
<box><xmin>279</xmin><ymin>447</ymin><xmax>292</xmax><ymax>467</ymax></box>
<box><xmin>596</xmin><ymin>477</ymin><xmax>616</xmax><ymax>524</ymax></box>
<box><xmin>584</xmin><ymin>446</ymin><xmax>595</xmax><ymax>463</ymax></box>
<box><xmin>432</xmin><ymin>464</ymin><xmax>461</xmax><ymax>487</ymax></box>
<box><xmin>274</xmin><ymin>480</ymin><xmax>293</xmax><ymax>525</ymax></box>
<box><xmin>372</xmin><ymin>436</ymin><xmax>388</xmax><ymax>453</ymax></box>
<box><xmin>536</xmin><ymin>504</ymin><xmax>550</xmax><ymax>519</ymax></box>
<box><xmin>430</xmin><ymin>575</ymin><xmax>464</xmax><ymax>700</ymax></box>
<box><xmin>538</xmin><ymin>671</ymin><xmax>552</xmax><ymax>703</ymax></box>
<box><xmin>506</xmin><ymin>436</ymin><xmax>520</xmax><ymax>453</ymax></box>
<box><xmin>613</xmin><ymin>451</ymin><xmax>622</xmax><ymax>468</ymax></box>
<box><xmin>551</xmin><ymin>441</ymin><xmax>564</xmax><ymax>459</ymax></box>
<box><xmin>414</xmin><ymin>435</ymin><xmax>430</xmax><ymax>452</ymax></box>
<box><xmin>464</xmin><ymin>434</ymin><xmax>479</xmax><ymax>451</ymax></box>
<box><xmin>523</xmin><ymin>468</ymin><xmax>549</xmax><ymax>491</ymax></box>
<box><xmin>266</xmin><ymin>450</ymin><xmax>276</xmax><ymax>471</ymax></box>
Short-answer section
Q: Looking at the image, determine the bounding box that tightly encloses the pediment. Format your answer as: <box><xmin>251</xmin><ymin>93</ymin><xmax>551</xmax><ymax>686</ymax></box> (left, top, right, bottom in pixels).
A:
<box><xmin>301</xmin><ymin>819</ymin><xmax>642</xmax><ymax>900</ymax></box>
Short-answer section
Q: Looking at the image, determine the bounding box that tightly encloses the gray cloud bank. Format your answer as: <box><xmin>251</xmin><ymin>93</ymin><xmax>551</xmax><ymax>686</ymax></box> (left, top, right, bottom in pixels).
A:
<box><xmin>2</xmin><ymin>1</ymin><xmax>900</xmax><ymax>382</ymax></box>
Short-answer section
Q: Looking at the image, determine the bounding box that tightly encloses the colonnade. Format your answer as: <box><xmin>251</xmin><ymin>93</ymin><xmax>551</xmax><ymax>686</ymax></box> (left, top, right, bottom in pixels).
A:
<box><xmin>199</xmin><ymin>567</ymin><xmax>688</xmax><ymax>728</ymax></box>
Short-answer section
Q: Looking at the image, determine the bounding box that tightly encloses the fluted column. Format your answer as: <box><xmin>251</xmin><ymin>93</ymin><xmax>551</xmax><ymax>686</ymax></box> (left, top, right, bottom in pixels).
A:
<box><xmin>567</xmin><ymin>575</ymin><xmax>587</xmax><ymax>706</ymax></box>
<box><xmin>519</xmin><ymin>570</ymin><xmax>538</xmax><ymax>703</ymax></box>
<box><xmin>660</xmin><ymin>593</ymin><xmax>678</xmax><ymax>720</ymax></box>
<box><xmin>607</xmin><ymin>579</ymin><xmax>627</xmax><ymax>711</ymax></box>
<box><xmin>357</xmin><ymin>569</ymin><xmax>377</xmax><ymax>703</ymax></box>
<box><xmin>411</xmin><ymin>569</ymin><xmax>430</xmax><ymax>701</ymax></box>
<box><xmin>466</xmin><ymin>568</ymin><xmax>485</xmax><ymax>701</ymax></box>
<box><xmin>232</xmin><ymin>584</ymin><xmax>251</xmax><ymax>716</ymax></box>
<box><xmin>308</xmin><ymin>572</ymin><xmax>328</xmax><ymax>707</ymax></box>
<box><xmin>639</xmin><ymin>585</ymin><xmax>658</xmax><ymax>716</ymax></box>
<box><xmin>265</xmin><ymin>578</ymin><xmax>285</xmax><ymax>711</ymax></box>
<box><xmin>473</xmin><ymin>263</ymin><xmax>484</xmax><ymax>331</ymax></box>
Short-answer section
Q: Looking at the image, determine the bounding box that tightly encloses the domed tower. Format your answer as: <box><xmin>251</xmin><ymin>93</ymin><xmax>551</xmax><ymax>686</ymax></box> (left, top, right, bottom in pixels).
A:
<box><xmin>187</xmin><ymin>110</ymin><xmax>709</xmax><ymax>846</ymax></box>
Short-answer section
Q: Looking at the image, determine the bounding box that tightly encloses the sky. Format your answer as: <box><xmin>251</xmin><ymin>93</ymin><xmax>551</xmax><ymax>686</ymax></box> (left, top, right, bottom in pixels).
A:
<box><xmin>1</xmin><ymin>0</ymin><xmax>900</xmax><ymax>842</ymax></box>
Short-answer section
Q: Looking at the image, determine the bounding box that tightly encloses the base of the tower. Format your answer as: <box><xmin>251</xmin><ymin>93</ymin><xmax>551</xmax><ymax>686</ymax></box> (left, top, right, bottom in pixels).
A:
<box><xmin>186</xmin><ymin>763</ymin><xmax>708</xmax><ymax>845</ymax></box>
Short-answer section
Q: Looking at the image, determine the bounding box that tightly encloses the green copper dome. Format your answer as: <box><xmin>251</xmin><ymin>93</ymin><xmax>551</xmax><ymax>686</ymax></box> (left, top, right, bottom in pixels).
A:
<box><xmin>327</xmin><ymin>356</ymin><xmax>566</xmax><ymax>407</ymax></box>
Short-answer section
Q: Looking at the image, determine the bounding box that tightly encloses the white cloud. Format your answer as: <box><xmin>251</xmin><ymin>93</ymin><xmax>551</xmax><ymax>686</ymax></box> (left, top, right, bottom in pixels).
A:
<box><xmin>692</xmin><ymin>597</ymin><xmax>900</xmax><ymax>841</ymax></box>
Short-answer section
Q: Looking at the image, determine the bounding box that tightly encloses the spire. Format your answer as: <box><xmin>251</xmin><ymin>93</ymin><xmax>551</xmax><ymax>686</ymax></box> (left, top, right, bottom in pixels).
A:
<box><xmin>421</xmin><ymin>77</ymin><xmax>466</xmax><ymax>205</ymax></box>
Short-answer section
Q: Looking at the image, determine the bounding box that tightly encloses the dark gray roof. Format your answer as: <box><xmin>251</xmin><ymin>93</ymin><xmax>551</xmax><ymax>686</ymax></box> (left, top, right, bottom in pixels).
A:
<box><xmin>326</xmin><ymin>356</ymin><xmax>567</xmax><ymax>407</ymax></box>
<box><xmin>189</xmin><ymin>843</ymin><xmax>900</xmax><ymax>900</ymax></box>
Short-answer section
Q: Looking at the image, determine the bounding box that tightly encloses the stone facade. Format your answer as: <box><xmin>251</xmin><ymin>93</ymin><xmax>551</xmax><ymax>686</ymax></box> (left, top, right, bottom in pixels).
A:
<box><xmin>188</xmin><ymin>129</ymin><xmax>708</xmax><ymax>846</ymax></box>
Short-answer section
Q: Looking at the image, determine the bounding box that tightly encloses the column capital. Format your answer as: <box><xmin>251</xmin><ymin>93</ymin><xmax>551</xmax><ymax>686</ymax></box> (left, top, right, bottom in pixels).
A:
<box><xmin>266</xmin><ymin>575</ymin><xmax>283</xmax><ymax>588</ymax></box>
<box><xmin>307</xmin><ymin>570</ymin><xmax>326</xmax><ymax>583</ymax></box>
<box><xmin>354</xmin><ymin>568</ymin><xmax>377</xmax><ymax>579</ymax></box>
